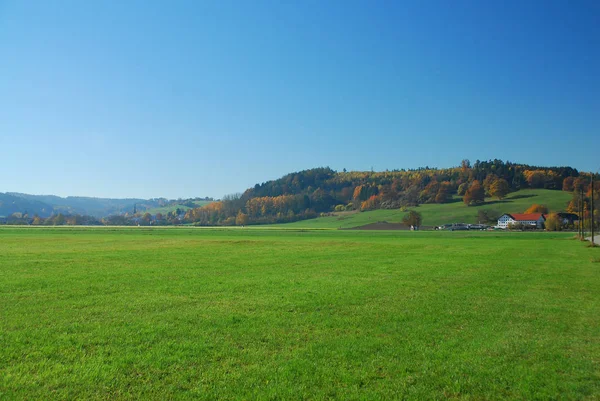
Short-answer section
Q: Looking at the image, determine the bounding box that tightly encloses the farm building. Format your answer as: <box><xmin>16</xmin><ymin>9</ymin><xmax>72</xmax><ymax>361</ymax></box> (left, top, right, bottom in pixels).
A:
<box><xmin>497</xmin><ymin>213</ymin><xmax>546</xmax><ymax>229</ymax></box>
<box><xmin>556</xmin><ymin>212</ymin><xmax>579</xmax><ymax>225</ymax></box>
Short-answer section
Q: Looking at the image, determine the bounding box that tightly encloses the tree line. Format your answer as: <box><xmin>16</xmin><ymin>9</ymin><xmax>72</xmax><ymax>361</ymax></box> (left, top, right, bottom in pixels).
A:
<box><xmin>4</xmin><ymin>160</ymin><xmax>595</xmax><ymax>227</ymax></box>
<box><xmin>1</xmin><ymin>209</ymin><xmax>188</xmax><ymax>226</ymax></box>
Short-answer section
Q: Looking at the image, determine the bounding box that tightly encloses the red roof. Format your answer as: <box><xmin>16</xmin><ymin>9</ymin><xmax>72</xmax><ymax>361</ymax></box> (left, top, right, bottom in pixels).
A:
<box><xmin>509</xmin><ymin>213</ymin><xmax>546</xmax><ymax>221</ymax></box>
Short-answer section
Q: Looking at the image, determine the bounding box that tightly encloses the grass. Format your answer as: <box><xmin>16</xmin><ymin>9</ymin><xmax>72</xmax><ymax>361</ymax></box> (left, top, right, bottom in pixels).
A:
<box><xmin>1</xmin><ymin>227</ymin><xmax>599</xmax><ymax>399</ymax></box>
<box><xmin>273</xmin><ymin>189</ymin><xmax>573</xmax><ymax>229</ymax></box>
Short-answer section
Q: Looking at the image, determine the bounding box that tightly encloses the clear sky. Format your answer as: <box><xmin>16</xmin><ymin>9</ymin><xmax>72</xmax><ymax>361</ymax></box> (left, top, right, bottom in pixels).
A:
<box><xmin>1</xmin><ymin>0</ymin><xmax>599</xmax><ymax>199</ymax></box>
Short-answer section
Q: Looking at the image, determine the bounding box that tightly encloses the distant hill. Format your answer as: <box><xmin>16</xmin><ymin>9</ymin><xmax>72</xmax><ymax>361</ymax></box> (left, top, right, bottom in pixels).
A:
<box><xmin>0</xmin><ymin>193</ymin><xmax>214</xmax><ymax>218</ymax></box>
<box><xmin>183</xmin><ymin>160</ymin><xmax>589</xmax><ymax>226</ymax></box>
<box><xmin>7</xmin><ymin>193</ymin><xmax>153</xmax><ymax>217</ymax></box>
<box><xmin>0</xmin><ymin>193</ymin><xmax>55</xmax><ymax>218</ymax></box>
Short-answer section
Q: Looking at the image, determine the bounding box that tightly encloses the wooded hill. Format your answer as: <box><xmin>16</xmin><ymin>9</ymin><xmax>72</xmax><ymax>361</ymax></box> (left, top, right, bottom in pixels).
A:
<box><xmin>0</xmin><ymin>193</ymin><xmax>213</xmax><ymax>219</ymax></box>
<box><xmin>184</xmin><ymin>160</ymin><xmax>595</xmax><ymax>226</ymax></box>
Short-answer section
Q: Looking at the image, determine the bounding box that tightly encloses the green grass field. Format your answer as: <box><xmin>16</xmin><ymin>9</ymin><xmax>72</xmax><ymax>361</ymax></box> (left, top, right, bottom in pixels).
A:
<box><xmin>274</xmin><ymin>189</ymin><xmax>573</xmax><ymax>229</ymax></box>
<box><xmin>1</xmin><ymin>227</ymin><xmax>599</xmax><ymax>399</ymax></box>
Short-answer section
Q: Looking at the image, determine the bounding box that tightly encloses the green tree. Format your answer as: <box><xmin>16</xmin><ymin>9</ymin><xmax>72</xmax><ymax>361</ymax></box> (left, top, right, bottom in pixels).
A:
<box><xmin>54</xmin><ymin>214</ymin><xmax>66</xmax><ymax>225</ymax></box>
<box><xmin>142</xmin><ymin>213</ymin><xmax>152</xmax><ymax>225</ymax></box>
<box><xmin>477</xmin><ymin>209</ymin><xmax>498</xmax><ymax>224</ymax></box>
<box><xmin>402</xmin><ymin>210</ymin><xmax>422</xmax><ymax>227</ymax></box>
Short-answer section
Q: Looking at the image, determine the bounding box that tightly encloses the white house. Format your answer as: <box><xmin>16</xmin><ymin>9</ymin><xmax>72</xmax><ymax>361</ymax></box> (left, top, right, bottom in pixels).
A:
<box><xmin>497</xmin><ymin>213</ymin><xmax>546</xmax><ymax>229</ymax></box>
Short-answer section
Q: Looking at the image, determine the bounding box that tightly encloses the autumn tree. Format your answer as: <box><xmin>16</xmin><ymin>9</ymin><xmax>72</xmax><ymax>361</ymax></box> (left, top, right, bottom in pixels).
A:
<box><xmin>360</xmin><ymin>195</ymin><xmax>379</xmax><ymax>211</ymax></box>
<box><xmin>402</xmin><ymin>210</ymin><xmax>422</xmax><ymax>227</ymax></box>
<box><xmin>562</xmin><ymin>177</ymin><xmax>574</xmax><ymax>192</ymax></box>
<box><xmin>482</xmin><ymin>174</ymin><xmax>498</xmax><ymax>194</ymax></box>
<box><xmin>463</xmin><ymin>180</ymin><xmax>485</xmax><ymax>206</ymax></box>
<box><xmin>524</xmin><ymin>204</ymin><xmax>549</xmax><ymax>214</ymax></box>
<box><xmin>434</xmin><ymin>182</ymin><xmax>451</xmax><ymax>203</ymax></box>
<box><xmin>573</xmin><ymin>177</ymin><xmax>588</xmax><ymax>192</ymax></box>
<box><xmin>235</xmin><ymin>211</ymin><xmax>249</xmax><ymax>226</ymax></box>
<box><xmin>489</xmin><ymin>178</ymin><xmax>510</xmax><ymax>199</ymax></box>
<box><xmin>524</xmin><ymin>170</ymin><xmax>546</xmax><ymax>188</ymax></box>
<box><xmin>544</xmin><ymin>213</ymin><xmax>562</xmax><ymax>231</ymax></box>
<box><xmin>353</xmin><ymin>185</ymin><xmax>370</xmax><ymax>204</ymax></box>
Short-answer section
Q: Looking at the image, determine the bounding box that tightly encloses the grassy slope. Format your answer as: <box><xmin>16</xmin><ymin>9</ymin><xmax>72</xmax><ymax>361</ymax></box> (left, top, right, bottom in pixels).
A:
<box><xmin>142</xmin><ymin>200</ymin><xmax>212</xmax><ymax>216</ymax></box>
<box><xmin>1</xmin><ymin>227</ymin><xmax>599</xmax><ymax>399</ymax></box>
<box><xmin>275</xmin><ymin>189</ymin><xmax>573</xmax><ymax>229</ymax></box>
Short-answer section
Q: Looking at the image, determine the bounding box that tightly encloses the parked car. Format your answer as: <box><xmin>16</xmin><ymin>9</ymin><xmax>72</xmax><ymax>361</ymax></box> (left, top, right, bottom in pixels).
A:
<box><xmin>468</xmin><ymin>224</ymin><xmax>487</xmax><ymax>230</ymax></box>
<box><xmin>437</xmin><ymin>224</ymin><xmax>453</xmax><ymax>230</ymax></box>
<box><xmin>449</xmin><ymin>224</ymin><xmax>468</xmax><ymax>231</ymax></box>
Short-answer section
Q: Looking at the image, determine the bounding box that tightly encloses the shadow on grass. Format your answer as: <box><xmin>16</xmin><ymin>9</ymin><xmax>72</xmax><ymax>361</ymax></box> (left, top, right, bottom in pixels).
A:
<box><xmin>482</xmin><ymin>200</ymin><xmax>512</xmax><ymax>206</ymax></box>
<box><xmin>508</xmin><ymin>194</ymin><xmax>538</xmax><ymax>200</ymax></box>
<box><xmin>482</xmin><ymin>193</ymin><xmax>537</xmax><ymax>206</ymax></box>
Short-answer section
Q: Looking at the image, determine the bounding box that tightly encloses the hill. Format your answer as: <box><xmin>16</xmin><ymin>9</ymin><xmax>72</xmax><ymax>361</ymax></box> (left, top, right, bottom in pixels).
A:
<box><xmin>183</xmin><ymin>160</ymin><xmax>590</xmax><ymax>226</ymax></box>
<box><xmin>270</xmin><ymin>189</ymin><xmax>573</xmax><ymax>229</ymax></box>
<box><xmin>1</xmin><ymin>193</ymin><xmax>213</xmax><ymax>218</ymax></box>
<box><xmin>0</xmin><ymin>193</ymin><xmax>55</xmax><ymax>218</ymax></box>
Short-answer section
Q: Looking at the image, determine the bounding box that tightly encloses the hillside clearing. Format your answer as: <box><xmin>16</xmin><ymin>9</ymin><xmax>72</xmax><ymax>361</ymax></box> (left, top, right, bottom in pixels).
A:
<box><xmin>272</xmin><ymin>189</ymin><xmax>572</xmax><ymax>229</ymax></box>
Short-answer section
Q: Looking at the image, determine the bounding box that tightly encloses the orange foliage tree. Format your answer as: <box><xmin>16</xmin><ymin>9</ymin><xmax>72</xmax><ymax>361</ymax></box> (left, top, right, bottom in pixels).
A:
<box><xmin>524</xmin><ymin>204</ymin><xmax>549</xmax><ymax>214</ymax></box>
<box><xmin>463</xmin><ymin>180</ymin><xmax>485</xmax><ymax>205</ymax></box>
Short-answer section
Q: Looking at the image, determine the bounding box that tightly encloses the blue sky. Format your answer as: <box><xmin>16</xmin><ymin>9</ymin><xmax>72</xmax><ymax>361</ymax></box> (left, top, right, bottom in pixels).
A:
<box><xmin>1</xmin><ymin>0</ymin><xmax>598</xmax><ymax>199</ymax></box>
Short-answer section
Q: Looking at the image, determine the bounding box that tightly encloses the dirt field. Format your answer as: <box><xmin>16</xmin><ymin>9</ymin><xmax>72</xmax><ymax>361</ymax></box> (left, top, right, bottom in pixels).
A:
<box><xmin>347</xmin><ymin>221</ymin><xmax>434</xmax><ymax>230</ymax></box>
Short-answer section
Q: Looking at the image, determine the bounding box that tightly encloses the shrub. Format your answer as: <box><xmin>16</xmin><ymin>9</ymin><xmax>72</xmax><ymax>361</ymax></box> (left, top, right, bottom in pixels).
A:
<box><xmin>507</xmin><ymin>222</ymin><xmax>524</xmax><ymax>230</ymax></box>
<box><xmin>545</xmin><ymin>213</ymin><xmax>562</xmax><ymax>231</ymax></box>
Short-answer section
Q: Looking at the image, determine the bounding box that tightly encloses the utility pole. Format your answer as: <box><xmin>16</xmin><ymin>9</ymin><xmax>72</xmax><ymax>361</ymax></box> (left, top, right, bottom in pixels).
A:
<box><xmin>592</xmin><ymin>174</ymin><xmax>595</xmax><ymax>245</ymax></box>
<box><xmin>577</xmin><ymin>188</ymin><xmax>581</xmax><ymax>239</ymax></box>
<box><xmin>580</xmin><ymin>187</ymin><xmax>585</xmax><ymax>240</ymax></box>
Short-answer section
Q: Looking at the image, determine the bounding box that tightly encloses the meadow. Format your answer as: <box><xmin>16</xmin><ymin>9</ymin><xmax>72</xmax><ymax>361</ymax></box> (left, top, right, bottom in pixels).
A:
<box><xmin>1</xmin><ymin>227</ymin><xmax>599</xmax><ymax>400</ymax></box>
<box><xmin>273</xmin><ymin>189</ymin><xmax>573</xmax><ymax>229</ymax></box>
